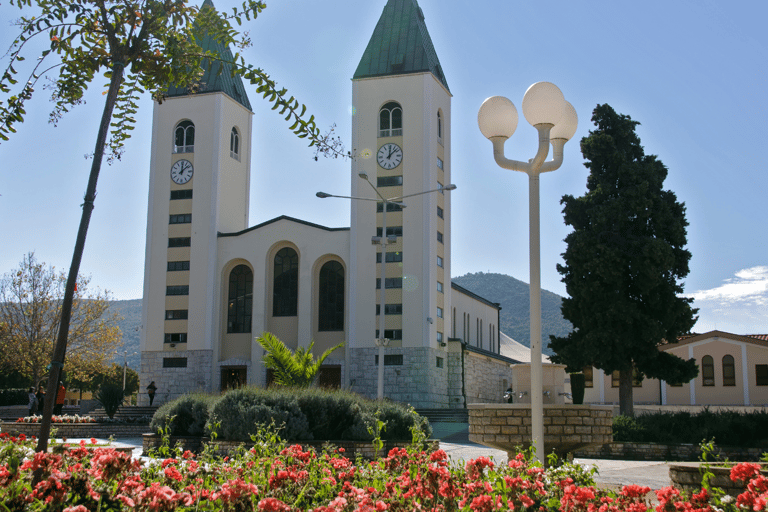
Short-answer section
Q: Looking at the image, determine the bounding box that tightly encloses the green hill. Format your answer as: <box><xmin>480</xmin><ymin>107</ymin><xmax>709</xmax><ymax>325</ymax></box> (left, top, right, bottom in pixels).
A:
<box><xmin>452</xmin><ymin>272</ymin><xmax>572</xmax><ymax>355</ymax></box>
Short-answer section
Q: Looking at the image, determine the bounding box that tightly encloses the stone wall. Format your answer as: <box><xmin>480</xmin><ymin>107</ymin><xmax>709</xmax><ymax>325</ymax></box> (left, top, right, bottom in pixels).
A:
<box><xmin>463</xmin><ymin>351</ymin><xmax>513</xmax><ymax>405</ymax></box>
<box><xmin>669</xmin><ymin>463</ymin><xmax>768</xmax><ymax>495</ymax></box>
<box><xmin>575</xmin><ymin>442</ymin><xmax>767</xmax><ymax>462</ymax></box>
<box><xmin>468</xmin><ymin>404</ymin><xmax>613</xmax><ymax>458</ymax></box>
<box><xmin>348</xmin><ymin>347</ymin><xmax>449</xmax><ymax>408</ymax></box>
<box><xmin>140</xmin><ymin>349</ymin><xmax>213</xmax><ymax>406</ymax></box>
<box><xmin>1</xmin><ymin>422</ymin><xmax>149</xmax><ymax>439</ymax></box>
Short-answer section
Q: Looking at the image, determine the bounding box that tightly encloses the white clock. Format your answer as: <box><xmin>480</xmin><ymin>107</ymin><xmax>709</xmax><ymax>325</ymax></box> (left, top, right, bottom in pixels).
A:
<box><xmin>171</xmin><ymin>159</ymin><xmax>194</xmax><ymax>185</ymax></box>
<box><xmin>377</xmin><ymin>143</ymin><xmax>402</xmax><ymax>170</ymax></box>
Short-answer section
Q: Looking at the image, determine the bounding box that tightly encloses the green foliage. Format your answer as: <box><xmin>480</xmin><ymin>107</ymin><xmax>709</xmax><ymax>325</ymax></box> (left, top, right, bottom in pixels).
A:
<box><xmin>550</xmin><ymin>104</ymin><xmax>699</xmax><ymax>414</ymax></box>
<box><xmin>149</xmin><ymin>393</ymin><xmax>217</xmax><ymax>437</ymax></box>
<box><xmin>452</xmin><ymin>272</ymin><xmax>571</xmax><ymax>354</ymax></box>
<box><xmin>0</xmin><ymin>389</ymin><xmax>29</xmax><ymax>406</ymax></box>
<box><xmin>210</xmin><ymin>386</ymin><xmax>312</xmax><ymax>442</ymax></box>
<box><xmin>153</xmin><ymin>386</ymin><xmax>431</xmax><ymax>443</ymax></box>
<box><xmin>613</xmin><ymin>409</ymin><xmax>768</xmax><ymax>447</ymax></box>
<box><xmin>95</xmin><ymin>383</ymin><xmax>124</xmax><ymax>419</ymax></box>
<box><xmin>257</xmin><ymin>332</ymin><xmax>344</xmax><ymax>388</ymax></box>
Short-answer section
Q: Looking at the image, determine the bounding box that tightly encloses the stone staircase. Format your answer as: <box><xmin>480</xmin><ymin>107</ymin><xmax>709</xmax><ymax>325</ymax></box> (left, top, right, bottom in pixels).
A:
<box><xmin>415</xmin><ymin>408</ymin><xmax>468</xmax><ymax>424</ymax></box>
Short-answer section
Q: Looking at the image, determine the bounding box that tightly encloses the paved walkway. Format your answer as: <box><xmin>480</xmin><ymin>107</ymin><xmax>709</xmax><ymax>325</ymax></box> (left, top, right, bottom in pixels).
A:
<box><xmin>67</xmin><ymin>422</ymin><xmax>673</xmax><ymax>492</ymax></box>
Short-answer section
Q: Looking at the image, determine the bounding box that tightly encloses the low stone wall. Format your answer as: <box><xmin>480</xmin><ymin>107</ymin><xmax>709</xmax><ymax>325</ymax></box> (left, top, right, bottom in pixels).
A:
<box><xmin>1</xmin><ymin>421</ymin><xmax>149</xmax><ymax>439</ymax></box>
<box><xmin>575</xmin><ymin>442</ymin><xmax>767</xmax><ymax>462</ymax></box>
<box><xmin>669</xmin><ymin>462</ymin><xmax>768</xmax><ymax>495</ymax></box>
<box><xmin>468</xmin><ymin>404</ymin><xmax>612</xmax><ymax>458</ymax></box>
<box><xmin>142</xmin><ymin>434</ymin><xmax>438</xmax><ymax>460</ymax></box>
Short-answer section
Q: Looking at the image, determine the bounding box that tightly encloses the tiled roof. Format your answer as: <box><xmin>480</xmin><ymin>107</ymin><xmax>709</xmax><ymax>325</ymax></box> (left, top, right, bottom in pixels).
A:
<box><xmin>353</xmin><ymin>0</ymin><xmax>449</xmax><ymax>92</ymax></box>
<box><xmin>165</xmin><ymin>0</ymin><xmax>252</xmax><ymax>110</ymax></box>
<box><xmin>747</xmin><ymin>334</ymin><xmax>768</xmax><ymax>341</ymax></box>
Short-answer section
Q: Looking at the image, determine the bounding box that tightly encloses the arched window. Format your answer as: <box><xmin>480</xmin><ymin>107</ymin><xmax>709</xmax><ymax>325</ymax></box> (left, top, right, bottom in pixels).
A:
<box><xmin>227</xmin><ymin>265</ymin><xmax>252</xmax><ymax>333</ymax></box>
<box><xmin>273</xmin><ymin>248</ymin><xmax>298</xmax><ymax>316</ymax></box>
<box><xmin>379</xmin><ymin>102</ymin><xmax>402</xmax><ymax>137</ymax></box>
<box><xmin>437</xmin><ymin>110</ymin><xmax>443</xmax><ymax>144</ymax></box>
<box><xmin>174</xmin><ymin>120</ymin><xmax>195</xmax><ymax>153</ymax></box>
<box><xmin>318</xmin><ymin>261</ymin><xmax>344</xmax><ymax>331</ymax></box>
<box><xmin>230</xmin><ymin>127</ymin><xmax>240</xmax><ymax>160</ymax></box>
<box><xmin>702</xmin><ymin>355</ymin><xmax>715</xmax><ymax>386</ymax></box>
<box><xmin>722</xmin><ymin>355</ymin><xmax>736</xmax><ymax>386</ymax></box>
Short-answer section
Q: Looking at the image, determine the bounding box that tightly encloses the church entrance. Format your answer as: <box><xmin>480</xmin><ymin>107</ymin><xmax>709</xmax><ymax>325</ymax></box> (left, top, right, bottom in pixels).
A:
<box><xmin>221</xmin><ymin>367</ymin><xmax>247</xmax><ymax>391</ymax></box>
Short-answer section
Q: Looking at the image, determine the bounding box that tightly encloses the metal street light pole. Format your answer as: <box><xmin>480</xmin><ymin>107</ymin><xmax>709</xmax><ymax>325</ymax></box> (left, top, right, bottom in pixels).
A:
<box><xmin>317</xmin><ymin>178</ymin><xmax>456</xmax><ymax>400</ymax></box>
<box><xmin>477</xmin><ymin>82</ymin><xmax>577</xmax><ymax>462</ymax></box>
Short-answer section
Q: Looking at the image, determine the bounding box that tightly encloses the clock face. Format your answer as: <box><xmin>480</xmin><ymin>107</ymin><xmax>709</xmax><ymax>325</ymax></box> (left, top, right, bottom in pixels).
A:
<box><xmin>171</xmin><ymin>159</ymin><xmax>194</xmax><ymax>185</ymax></box>
<box><xmin>377</xmin><ymin>143</ymin><xmax>403</xmax><ymax>170</ymax></box>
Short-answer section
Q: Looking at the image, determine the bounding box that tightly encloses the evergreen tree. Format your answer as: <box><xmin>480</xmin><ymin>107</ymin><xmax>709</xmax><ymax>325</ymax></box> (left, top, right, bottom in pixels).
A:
<box><xmin>549</xmin><ymin>104</ymin><xmax>698</xmax><ymax>416</ymax></box>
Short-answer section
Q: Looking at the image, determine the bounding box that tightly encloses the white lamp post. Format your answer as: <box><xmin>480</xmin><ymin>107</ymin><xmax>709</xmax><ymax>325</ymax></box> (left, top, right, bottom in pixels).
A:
<box><xmin>317</xmin><ymin>175</ymin><xmax>456</xmax><ymax>399</ymax></box>
<box><xmin>477</xmin><ymin>82</ymin><xmax>577</xmax><ymax>462</ymax></box>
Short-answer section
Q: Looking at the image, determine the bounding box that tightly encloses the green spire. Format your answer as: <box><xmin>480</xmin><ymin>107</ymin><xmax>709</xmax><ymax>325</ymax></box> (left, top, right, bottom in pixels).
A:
<box><xmin>354</xmin><ymin>0</ymin><xmax>449</xmax><ymax>92</ymax></box>
<box><xmin>165</xmin><ymin>0</ymin><xmax>252</xmax><ymax>110</ymax></box>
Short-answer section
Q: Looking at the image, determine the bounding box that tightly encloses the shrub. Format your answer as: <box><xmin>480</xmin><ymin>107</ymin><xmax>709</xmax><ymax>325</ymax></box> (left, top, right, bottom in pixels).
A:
<box><xmin>96</xmin><ymin>384</ymin><xmax>124</xmax><ymax>419</ymax></box>
<box><xmin>210</xmin><ymin>387</ymin><xmax>312</xmax><ymax>442</ymax></box>
<box><xmin>294</xmin><ymin>388</ymin><xmax>371</xmax><ymax>440</ymax></box>
<box><xmin>612</xmin><ymin>415</ymin><xmax>649</xmax><ymax>442</ymax></box>
<box><xmin>150</xmin><ymin>393</ymin><xmax>217</xmax><ymax>436</ymax></box>
<box><xmin>0</xmin><ymin>388</ymin><xmax>28</xmax><ymax>406</ymax></box>
<box><xmin>372</xmin><ymin>399</ymin><xmax>432</xmax><ymax>441</ymax></box>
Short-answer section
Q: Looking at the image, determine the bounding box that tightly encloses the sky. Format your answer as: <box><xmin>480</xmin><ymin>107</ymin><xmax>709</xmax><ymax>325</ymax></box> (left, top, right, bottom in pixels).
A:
<box><xmin>1</xmin><ymin>0</ymin><xmax>766</xmax><ymax>335</ymax></box>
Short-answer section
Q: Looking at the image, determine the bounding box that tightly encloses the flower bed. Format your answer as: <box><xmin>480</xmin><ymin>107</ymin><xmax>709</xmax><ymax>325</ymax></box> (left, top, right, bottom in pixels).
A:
<box><xmin>3</xmin><ymin>431</ymin><xmax>768</xmax><ymax>511</ymax></box>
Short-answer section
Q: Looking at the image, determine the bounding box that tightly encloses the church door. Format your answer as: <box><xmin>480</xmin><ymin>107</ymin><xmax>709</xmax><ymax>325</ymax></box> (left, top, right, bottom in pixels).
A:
<box><xmin>221</xmin><ymin>367</ymin><xmax>247</xmax><ymax>391</ymax></box>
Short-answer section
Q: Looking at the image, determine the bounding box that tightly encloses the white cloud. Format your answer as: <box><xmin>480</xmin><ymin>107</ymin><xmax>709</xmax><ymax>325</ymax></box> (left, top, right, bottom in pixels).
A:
<box><xmin>689</xmin><ymin>266</ymin><xmax>768</xmax><ymax>305</ymax></box>
<box><xmin>688</xmin><ymin>266</ymin><xmax>768</xmax><ymax>334</ymax></box>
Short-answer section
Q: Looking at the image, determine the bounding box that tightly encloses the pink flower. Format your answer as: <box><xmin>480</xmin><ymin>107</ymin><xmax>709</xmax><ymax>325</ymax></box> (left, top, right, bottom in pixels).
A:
<box><xmin>259</xmin><ymin>497</ymin><xmax>291</xmax><ymax>511</ymax></box>
<box><xmin>732</xmin><ymin>463</ymin><xmax>762</xmax><ymax>483</ymax></box>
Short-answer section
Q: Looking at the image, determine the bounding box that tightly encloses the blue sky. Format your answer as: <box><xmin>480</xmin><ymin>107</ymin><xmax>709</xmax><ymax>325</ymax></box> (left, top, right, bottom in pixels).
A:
<box><xmin>1</xmin><ymin>0</ymin><xmax>766</xmax><ymax>335</ymax></box>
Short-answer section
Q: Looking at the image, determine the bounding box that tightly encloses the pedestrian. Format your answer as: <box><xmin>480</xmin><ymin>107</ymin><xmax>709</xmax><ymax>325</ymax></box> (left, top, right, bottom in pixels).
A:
<box><xmin>36</xmin><ymin>384</ymin><xmax>45</xmax><ymax>412</ymax></box>
<box><xmin>28</xmin><ymin>387</ymin><xmax>38</xmax><ymax>416</ymax></box>
<box><xmin>54</xmin><ymin>381</ymin><xmax>66</xmax><ymax>416</ymax></box>
<box><xmin>147</xmin><ymin>381</ymin><xmax>157</xmax><ymax>406</ymax></box>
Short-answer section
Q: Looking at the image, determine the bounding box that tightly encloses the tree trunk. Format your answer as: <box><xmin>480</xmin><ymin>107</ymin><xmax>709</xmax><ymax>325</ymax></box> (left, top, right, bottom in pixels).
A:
<box><xmin>36</xmin><ymin>64</ymin><xmax>125</xmax><ymax>453</ymax></box>
<box><xmin>619</xmin><ymin>368</ymin><xmax>634</xmax><ymax>417</ymax></box>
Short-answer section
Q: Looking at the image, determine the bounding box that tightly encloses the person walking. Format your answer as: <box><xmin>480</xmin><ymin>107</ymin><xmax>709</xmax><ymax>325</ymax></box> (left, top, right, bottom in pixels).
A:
<box><xmin>36</xmin><ymin>384</ymin><xmax>45</xmax><ymax>412</ymax></box>
<box><xmin>54</xmin><ymin>381</ymin><xmax>66</xmax><ymax>415</ymax></box>
<box><xmin>28</xmin><ymin>387</ymin><xmax>38</xmax><ymax>416</ymax></box>
<box><xmin>146</xmin><ymin>381</ymin><xmax>157</xmax><ymax>406</ymax></box>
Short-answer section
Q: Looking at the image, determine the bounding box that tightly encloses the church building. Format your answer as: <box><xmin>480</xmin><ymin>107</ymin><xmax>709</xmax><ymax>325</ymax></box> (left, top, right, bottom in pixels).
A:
<box><xmin>140</xmin><ymin>0</ymin><xmax>518</xmax><ymax>409</ymax></box>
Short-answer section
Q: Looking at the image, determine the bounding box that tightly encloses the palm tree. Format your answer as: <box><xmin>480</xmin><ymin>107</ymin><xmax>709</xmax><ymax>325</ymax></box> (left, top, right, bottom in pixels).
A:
<box><xmin>257</xmin><ymin>332</ymin><xmax>343</xmax><ymax>388</ymax></box>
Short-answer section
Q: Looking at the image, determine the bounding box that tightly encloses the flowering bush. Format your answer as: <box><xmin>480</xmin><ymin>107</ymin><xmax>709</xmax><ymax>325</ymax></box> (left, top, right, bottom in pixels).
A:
<box><xmin>1</xmin><ymin>431</ymin><xmax>767</xmax><ymax>511</ymax></box>
<box><xmin>15</xmin><ymin>414</ymin><xmax>96</xmax><ymax>424</ymax></box>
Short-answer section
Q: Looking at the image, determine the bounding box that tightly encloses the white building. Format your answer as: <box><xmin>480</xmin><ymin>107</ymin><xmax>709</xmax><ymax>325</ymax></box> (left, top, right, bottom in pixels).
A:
<box><xmin>140</xmin><ymin>0</ymin><xmax>520</xmax><ymax>409</ymax></box>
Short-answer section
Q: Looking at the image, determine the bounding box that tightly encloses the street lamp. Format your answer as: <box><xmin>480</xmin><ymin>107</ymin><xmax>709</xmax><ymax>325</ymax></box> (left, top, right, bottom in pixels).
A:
<box><xmin>477</xmin><ymin>82</ymin><xmax>577</xmax><ymax>462</ymax></box>
<box><xmin>317</xmin><ymin>174</ymin><xmax>456</xmax><ymax>400</ymax></box>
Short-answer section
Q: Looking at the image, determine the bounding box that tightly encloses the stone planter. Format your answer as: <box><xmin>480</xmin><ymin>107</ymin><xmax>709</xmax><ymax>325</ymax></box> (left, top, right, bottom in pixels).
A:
<box><xmin>468</xmin><ymin>404</ymin><xmax>612</xmax><ymax>459</ymax></box>
<box><xmin>142</xmin><ymin>433</ymin><xmax>437</xmax><ymax>460</ymax></box>
<box><xmin>1</xmin><ymin>421</ymin><xmax>149</xmax><ymax>439</ymax></box>
<box><xmin>669</xmin><ymin>462</ymin><xmax>768</xmax><ymax>496</ymax></box>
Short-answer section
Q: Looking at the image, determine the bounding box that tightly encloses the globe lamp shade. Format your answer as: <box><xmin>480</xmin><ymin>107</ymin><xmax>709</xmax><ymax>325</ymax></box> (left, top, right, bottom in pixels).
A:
<box><xmin>522</xmin><ymin>82</ymin><xmax>566</xmax><ymax>127</ymax></box>
<box><xmin>478</xmin><ymin>96</ymin><xmax>518</xmax><ymax>140</ymax></box>
<box><xmin>550</xmin><ymin>101</ymin><xmax>578</xmax><ymax>141</ymax></box>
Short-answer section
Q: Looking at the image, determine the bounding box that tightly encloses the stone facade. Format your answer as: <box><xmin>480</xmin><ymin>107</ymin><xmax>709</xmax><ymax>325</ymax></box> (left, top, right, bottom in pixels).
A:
<box><xmin>140</xmin><ymin>350</ymin><xmax>213</xmax><ymax>405</ymax></box>
<box><xmin>468</xmin><ymin>404</ymin><xmax>613</xmax><ymax>458</ymax></box>
<box><xmin>463</xmin><ymin>349</ymin><xmax>516</xmax><ymax>405</ymax></box>
<box><xmin>348</xmin><ymin>347</ymin><xmax>450</xmax><ymax>409</ymax></box>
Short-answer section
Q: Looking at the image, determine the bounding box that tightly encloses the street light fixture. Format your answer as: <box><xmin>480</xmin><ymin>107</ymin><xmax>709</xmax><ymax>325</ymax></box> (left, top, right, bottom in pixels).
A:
<box><xmin>317</xmin><ymin>176</ymin><xmax>456</xmax><ymax>400</ymax></box>
<box><xmin>477</xmin><ymin>82</ymin><xmax>577</xmax><ymax>462</ymax></box>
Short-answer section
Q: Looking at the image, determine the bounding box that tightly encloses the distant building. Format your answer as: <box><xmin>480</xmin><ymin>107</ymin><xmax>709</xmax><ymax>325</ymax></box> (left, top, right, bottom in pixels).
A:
<box><xmin>583</xmin><ymin>330</ymin><xmax>768</xmax><ymax>406</ymax></box>
<box><xmin>139</xmin><ymin>0</ymin><xmax>526</xmax><ymax>409</ymax></box>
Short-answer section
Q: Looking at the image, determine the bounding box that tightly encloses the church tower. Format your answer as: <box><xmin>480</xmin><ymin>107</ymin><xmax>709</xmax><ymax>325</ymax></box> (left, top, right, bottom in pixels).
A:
<box><xmin>349</xmin><ymin>0</ymin><xmax>453</xmax><ymax>407</ymax></box>
<box><xmin>140</xmin><ymin>0</ymin><xmax>254</xmax><ymax>400</ymax></box>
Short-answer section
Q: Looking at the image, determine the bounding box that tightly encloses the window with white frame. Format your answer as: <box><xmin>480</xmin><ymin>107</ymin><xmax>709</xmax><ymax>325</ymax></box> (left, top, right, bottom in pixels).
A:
<box><xmin>230</xmin><ymin>127</ymin><xmax>240</xmax><ymax>160</ymax></box>
<box><xmin>173</xmin><ymin>120</ymin><xmax>195</xmax><ymax>153</ymax></box>
<box><xmin>379</xmin><ymin>102</ymin><xmax>402</xmax><ymax>137</ymax></box>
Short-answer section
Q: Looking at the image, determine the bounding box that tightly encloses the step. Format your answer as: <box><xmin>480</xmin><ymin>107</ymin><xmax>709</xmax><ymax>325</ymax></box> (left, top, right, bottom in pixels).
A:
<box><xmin>415</xmin><ymin>408</ymin><xmax>468</xmax><ymax>424</ymax></box>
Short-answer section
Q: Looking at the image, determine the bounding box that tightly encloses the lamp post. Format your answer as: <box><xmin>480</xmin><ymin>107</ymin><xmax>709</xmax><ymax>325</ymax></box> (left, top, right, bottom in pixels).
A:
<box><xmin>123</xmin><ymin>350</ymin><xmax>137</xmax><ymax>400</ymax></box>
<box><xmin>317</xmin><ymin>174</ymin><xmax>456</xmax><ymax>399</ymax></box>
<box><xmin>477</xmin><ymin>82</ymin><xmax>578</xmax><ymax>462</ymax></box>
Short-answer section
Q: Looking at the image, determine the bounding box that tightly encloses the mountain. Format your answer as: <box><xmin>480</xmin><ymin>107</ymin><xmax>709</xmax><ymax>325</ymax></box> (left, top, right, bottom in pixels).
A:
<box><xmin>452</xmin><ymin>272</ymin><xmax>572</xmax><ymax>355</ymax></box>
<box><xmin>109</xmin><ymin>299</ymin><xmax>142</xmax><ymax>369</ymax></box>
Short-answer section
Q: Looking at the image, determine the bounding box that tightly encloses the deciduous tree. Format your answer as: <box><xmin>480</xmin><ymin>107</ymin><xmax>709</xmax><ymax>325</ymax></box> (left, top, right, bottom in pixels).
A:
<box><xmin>1</xmin><ymin>0</ymin><xmax>345</xmax><ymax>452</ymax></box>
<box><xmin>0</xmin><ymin>253</ymin><xmax>121</xmax><ymax>389</ymax></box>
<box><xmin>549</xmin><ymin>104</ymin><xmax>698</xmax><ymax>416</ymax></box>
